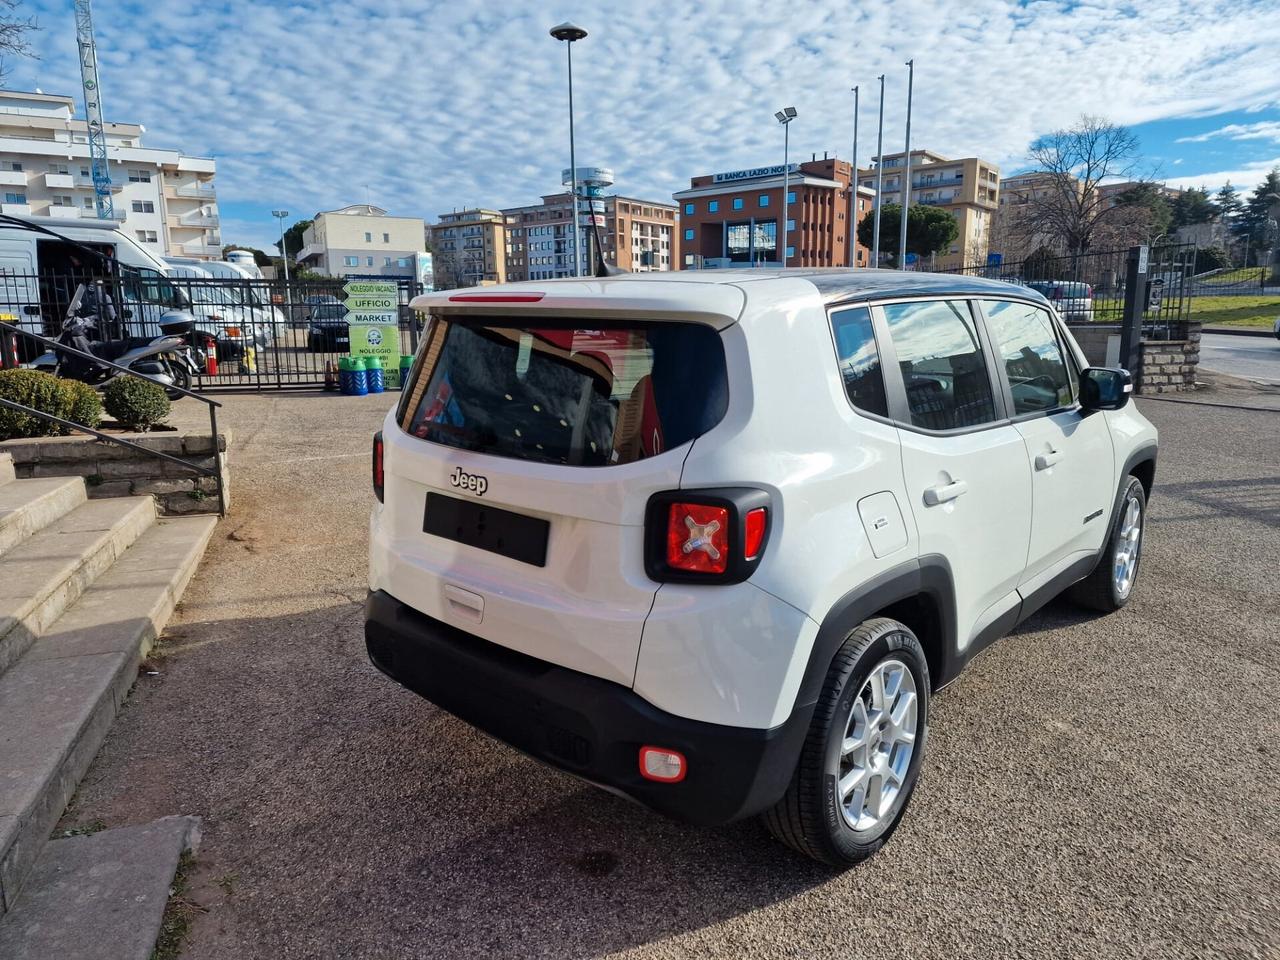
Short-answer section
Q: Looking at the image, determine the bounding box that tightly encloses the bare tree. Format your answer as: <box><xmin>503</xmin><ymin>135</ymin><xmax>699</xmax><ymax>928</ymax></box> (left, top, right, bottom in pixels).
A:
<box><xmin>1019</xmin><ymin>116</ymin><xmax>1147</xmax><ymax>256</ymax></box>
<box><xmin>0</xmin><ymin>1</ymin><xmax>36</xmax><ymax>86</ymax></box>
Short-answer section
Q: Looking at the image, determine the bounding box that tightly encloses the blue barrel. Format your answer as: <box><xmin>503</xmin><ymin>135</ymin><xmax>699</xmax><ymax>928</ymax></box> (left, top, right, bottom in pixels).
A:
<box><xmin>365</xmin><ymin>357</ymin><xmax>385</xmax><ymax>394</ymax></box>
<box><xmin>339</xmin><ymin>357</ymin><xmax>368</xmax><ymax>396</ymax></box>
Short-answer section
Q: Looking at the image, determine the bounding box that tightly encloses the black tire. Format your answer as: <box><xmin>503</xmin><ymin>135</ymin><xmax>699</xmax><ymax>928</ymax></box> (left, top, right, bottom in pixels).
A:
<box><xmin>763</xmin><ymin>618</ymin><xmax>930</xmax><ymax>867</ymax></box>
<box><xmin>164</xmin><ymin>359</ymin><xmax>191</xmax><ymax>400</ymax></box>
<box><xmin>1068</xmin><ymin>475</ymin><xmax>1147</xmax><ymax>613</ymax></box>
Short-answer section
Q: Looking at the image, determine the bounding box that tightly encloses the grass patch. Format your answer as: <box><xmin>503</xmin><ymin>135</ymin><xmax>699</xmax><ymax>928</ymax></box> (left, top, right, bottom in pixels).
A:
<box><xmin>1187</xmin><ymin>295</ymin><xmax>1280</xmax><ymax>329</ymax></box>
<box><xmin>1197</xmin><ymin>266</ymin><xmax>1266</xmax><ymax>286</ymax></box>
<box><xmin>151</xmin><ymin>850</ymin><xmax>205</xmax><ymax>960</ymax></box>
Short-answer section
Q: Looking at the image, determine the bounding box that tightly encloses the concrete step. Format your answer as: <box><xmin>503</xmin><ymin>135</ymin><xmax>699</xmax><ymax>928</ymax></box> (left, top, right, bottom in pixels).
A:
<box><xmin>0</xmin><ymin>515</ymin><xmax>217</xmax><ymax>916</ymax></box>
<box><xmin>0</xmin><ymin>816</ymin><xmax>201</xmax><ymax>960</ymax></box>
<box><xmin>0</xmin><ymin>477</ymin><xmax>88</xmax><ymax>560</ymax></box>
<box><xmin>0</xmin><ymin>497</ymin><xmax>155</xmax><ymax>676</ymax></box>
<box><xmin>0</xmin><ymin>452</ymin><xmax>13</xmax><ymax>487</ymax></box>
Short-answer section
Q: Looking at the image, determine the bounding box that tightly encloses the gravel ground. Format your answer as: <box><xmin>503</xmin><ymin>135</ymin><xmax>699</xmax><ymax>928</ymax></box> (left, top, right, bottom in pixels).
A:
<box><xmin>63</xmin><ymin>390</ymin><xmax>1279</xmax><ymax>960</ymax></box>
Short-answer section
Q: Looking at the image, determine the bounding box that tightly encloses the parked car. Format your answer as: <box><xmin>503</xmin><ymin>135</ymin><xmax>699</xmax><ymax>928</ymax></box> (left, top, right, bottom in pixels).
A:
<box><xmin>1026</xmin><ymin>280</ymin><xmax>1094</xmax><ymax>321</ymax></box>
<box><xmin>296</xmin><ymin>294</ymin><xmax>342</xmax><ymax>329</ymax></box>
<box><xmin>306</xmin><ymin>303</ymin><xmax>349</xmax><ymax>352</ymax></box>
<box><xmin>365</xmin><ymin>271</ymin><xmax>1157</xmax><ymax>867</ymax></box>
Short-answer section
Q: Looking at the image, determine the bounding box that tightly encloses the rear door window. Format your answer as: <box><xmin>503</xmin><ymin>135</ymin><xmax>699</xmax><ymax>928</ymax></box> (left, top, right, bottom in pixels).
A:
<box><xmin>881</xmin><ymin>299</ymin><xmax>998</xmax><ymax>431</ymax></box>
<box><xmin>398</xmin><ymin>317</ymin><xmax>728</xmax><ymax>466</ymax></box>
<box><xmin>830</xmin><ymin>305</ymin><xmax>888</xmax><ymax>417</ymax></box>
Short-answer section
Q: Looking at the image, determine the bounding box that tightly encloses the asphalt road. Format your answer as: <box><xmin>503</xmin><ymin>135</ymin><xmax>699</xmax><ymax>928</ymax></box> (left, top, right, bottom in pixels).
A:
<box><xmin>1200</xmin><ymin>332</ymin><xmax>1280</xmax><ymax>384</ymax></box>
<box><xmin>66</xmin><ymin>392</ymin><xmax>1279</xmax><ymax>960</ymax></box>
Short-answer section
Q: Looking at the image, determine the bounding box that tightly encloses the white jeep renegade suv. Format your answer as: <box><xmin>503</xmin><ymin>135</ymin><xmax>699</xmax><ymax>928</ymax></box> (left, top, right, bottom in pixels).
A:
<box><xmin>365</xmin><ymin>270</ymin><xmax>1157</xmax><ymax>867</ymax></box>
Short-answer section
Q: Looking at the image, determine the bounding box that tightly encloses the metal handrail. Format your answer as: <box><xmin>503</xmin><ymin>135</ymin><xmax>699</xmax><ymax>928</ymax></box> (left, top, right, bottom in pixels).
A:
<box><xmin>0</xmin><ymin>320</ymin><xmax>225</xmax><ymax>516</ymax></box>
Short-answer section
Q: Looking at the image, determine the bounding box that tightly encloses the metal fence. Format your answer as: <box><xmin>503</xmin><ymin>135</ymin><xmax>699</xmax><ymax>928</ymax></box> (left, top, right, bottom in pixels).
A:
<box><xmin>939</xmin><ymin>243</ymin><xmax>1196</xmax><ymax>339</ymax></box>
<box><xmin>0</xmin><ymin>268</ymin><xmax>426</xmax><ymax>388</ymax></box>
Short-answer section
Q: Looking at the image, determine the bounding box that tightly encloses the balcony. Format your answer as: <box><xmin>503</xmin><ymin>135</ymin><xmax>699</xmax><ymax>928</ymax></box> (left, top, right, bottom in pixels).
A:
<box><xmin>0</xmin><ymin>170</ymin><xmax>25</xmax><ymax>187</ymax></box>
<box><xmin>42</xmin><ymin>172</ymin><xmax>75</xmax><ymax>189</ymax></box>
<box><xmin>172</xmin><ymin>182</ymin><xmax>217</xmax><ymax>200</ymax></box>
<box><xmin>171</xmin><ymin>212</ymin><xmax>220</xmax><ymax>228</ymax></box>
<box><xmin>913</xmin><ymin>177</ymin><xmax>963</xmax><ymax>190</ymax></box>
<box><xmin>181</xmin><ymin>239</ymin><xmax>223</xmax><ymax>257</ymax></box>
<box><xmin>46</xmin><ymin>206</ymin><xmax>81</xmax><ymax>219</ymax></box>
<box><xmin>0</xmin><ymin>203</ymin><xmax>31</xmax><ymax>215</ymax></box>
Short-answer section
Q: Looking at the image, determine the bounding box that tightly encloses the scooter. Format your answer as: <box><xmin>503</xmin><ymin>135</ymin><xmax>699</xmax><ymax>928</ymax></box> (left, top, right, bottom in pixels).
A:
<box><xmin>32</xmin><ymin>283</ymin><xmax>203</xmax><ymax>400</ymax></box>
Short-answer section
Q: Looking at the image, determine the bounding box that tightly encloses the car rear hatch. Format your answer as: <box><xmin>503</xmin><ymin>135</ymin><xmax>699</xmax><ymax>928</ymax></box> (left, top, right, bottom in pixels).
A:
<box><xmin>374</xmin><ymin>280</ymin><xmax>743</xmax><ymax>687</ymax></box>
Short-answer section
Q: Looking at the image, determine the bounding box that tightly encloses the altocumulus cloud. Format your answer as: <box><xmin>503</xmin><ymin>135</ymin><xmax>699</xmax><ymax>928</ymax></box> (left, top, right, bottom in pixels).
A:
<box><xmin>11</xmin><ymin>0</ymin><xmax>1280</xmax><ymax>248</ymax></box>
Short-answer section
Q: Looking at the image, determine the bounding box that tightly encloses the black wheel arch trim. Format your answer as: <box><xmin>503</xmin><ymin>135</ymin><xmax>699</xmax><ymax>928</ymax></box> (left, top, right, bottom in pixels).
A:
<box><xmin>796</xmin><ymin>554</ymin><xmax>958</xmax><ymax>708</ymax></box>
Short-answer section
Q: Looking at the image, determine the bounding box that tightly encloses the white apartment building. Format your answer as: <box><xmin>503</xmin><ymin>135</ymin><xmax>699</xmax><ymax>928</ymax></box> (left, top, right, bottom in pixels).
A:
<box><xmin>297</xmin><ymin>204</ymin><xmax>425</xmax><ymax>277</ymax></box>
<box><xmin>0</xmin><ymin>90</ymin><xmax>220</xmax><ymax>259</ymax></box>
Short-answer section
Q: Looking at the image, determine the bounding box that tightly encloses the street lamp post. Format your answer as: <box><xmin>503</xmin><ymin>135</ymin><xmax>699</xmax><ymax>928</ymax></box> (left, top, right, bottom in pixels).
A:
<box><xmin>551</xmin><ymin>22</ymin><xmax>587</xmax><ymax>278</ymax></box>
<box><xmin>872</xmin><ymin>75</ymin><xmax>886</xmax><ymax>267</ymax></box>
<box><xmin>898</xmin><ymin>59</ymin><xmax>914</xmax><ymax>271</ymax></box>
<box><xmin>272</xmin><ymin>210</ymin><xmax>291</xmax><ymax>284</ymax></box>
<box><xmin>775</xmin><ymin>107</ymin><xmax>797</xmax><ymax>268</ymax></box>
<box><xmin>850</xmin><ymin>85</ymin><xmax>859</xmax><ymax>267</ymax></box>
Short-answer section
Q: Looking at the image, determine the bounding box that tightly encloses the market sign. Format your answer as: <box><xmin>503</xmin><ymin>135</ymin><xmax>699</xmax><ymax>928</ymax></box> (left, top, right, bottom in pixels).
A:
<box><xmin>712</xmin><ymin>163</ymin><xmax>799</xmax><ymax>184</ymax></box>
<box><xmin>343</xmin><ymin>279</ymin><xmax>401</xmax><ymax>387</ymax></box>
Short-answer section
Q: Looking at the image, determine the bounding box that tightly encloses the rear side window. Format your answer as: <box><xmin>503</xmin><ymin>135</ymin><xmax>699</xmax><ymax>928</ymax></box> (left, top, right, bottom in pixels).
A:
<box><xmin>399</xmin><ymin>317</ymin><xmax>728</xmax><ymax>467</ymax></box>
<box><xmin>882</xmin><ymin>299</ymin><xmax>998</xmax><ymax>431</ymax></box>
<box><xmin>830</xmin><ymin>305</ymin><xmax>887</xmax><ymax>417</ymax></box>
<box><xmin>981</xmin><ymin>300</ymin><xmax>1073</xmax><ymax>414</ymax></box>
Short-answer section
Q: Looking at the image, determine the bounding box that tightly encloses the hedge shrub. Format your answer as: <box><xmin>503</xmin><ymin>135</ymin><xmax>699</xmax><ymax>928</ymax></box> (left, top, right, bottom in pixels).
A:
<box><xmin>102</xmin><ymin>376</ymin><xmax>170</xmax><ymax>432</ymax></box>
<box><xmin>0</xmin><ymin>369</ymin><xmax>74</xmax><ymax>440</ymax></box>
<box><xmin>60</xmin><ymin>380</ymin><xmax>103</xmax><ymax>434</ymax></box>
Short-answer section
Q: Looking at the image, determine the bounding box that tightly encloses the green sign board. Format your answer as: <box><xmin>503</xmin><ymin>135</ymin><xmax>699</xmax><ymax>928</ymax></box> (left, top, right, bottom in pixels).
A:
<box><xmin>343</xmin><ymin>280</ymin><xmax>402</xmax><ymax>387</ymax></box>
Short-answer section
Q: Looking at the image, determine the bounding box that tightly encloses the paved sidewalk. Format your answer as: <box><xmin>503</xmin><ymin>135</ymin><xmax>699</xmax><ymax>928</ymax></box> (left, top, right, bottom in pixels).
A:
<box><xmin>61</xmin><ymin>391</ymin><xmax>1280</xmax><ymax>960</ymax></box>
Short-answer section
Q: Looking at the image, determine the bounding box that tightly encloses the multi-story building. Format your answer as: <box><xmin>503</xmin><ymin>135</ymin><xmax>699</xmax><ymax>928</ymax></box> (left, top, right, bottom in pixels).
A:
<box><xmin>859</xmin><ymin>149</ymin><xmax>1000</xmax><ymax>270</ymax></box>
<box><xmin>296</xmin><ymin>204</ymin><xmax>425</xmax><ymax>277</ymax></box>
<box><xmin>990</xmin><ymin>171</ymin><xmax>1078</xmax><ymax>261</ymax></box>
<box><xmin>0</xmin><ymin>89</ymin><xmax>220</xmax><ymax>258</ymax></box>
<box><xmin>674</xmin><ymin>155</ymin><xmax>873</xmax><ymax>269</ymax></box>
<box><xmin>427</xmin><ymin>208</ymin><xmax>506</xmax><ymax>289</ymax></box>
<box><xmin>503</xmin><ymin>173</ymin><xmax>678</xmax><ymax>281</ymax></box>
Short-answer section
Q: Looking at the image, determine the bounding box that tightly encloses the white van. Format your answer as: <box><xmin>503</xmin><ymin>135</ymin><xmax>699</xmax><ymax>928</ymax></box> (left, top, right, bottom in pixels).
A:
<box><xmin>0</xmin><ymin>214</ymin><xmax>190</xmax><ymax>360</ymax></box>
<box><xmin>366</xmin><ymin>270</ymin><xmax>1158</xmax><ymax>866</ymax></box>
<box><xmin>166</xmin><ymin>257</ymin><xmax>283</xmax><ymax>341</ymax></box>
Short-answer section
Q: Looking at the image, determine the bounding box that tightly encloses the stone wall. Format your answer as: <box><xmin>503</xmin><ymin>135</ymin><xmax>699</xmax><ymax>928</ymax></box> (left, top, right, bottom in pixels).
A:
<box><xmin>3</xmin><ymin>431</ymin><xmax>231</xmax><ymax>515</ymax></box>
<box><xmin>1065</xmin><ymin>321</ymin><xmax>1201</xmax><ymax>394</ymax></box>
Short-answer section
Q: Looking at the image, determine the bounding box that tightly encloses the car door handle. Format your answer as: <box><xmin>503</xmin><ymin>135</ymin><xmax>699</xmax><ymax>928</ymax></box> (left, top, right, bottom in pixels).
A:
<box><xmin>1034</xmin><ymin>449</ymin><xmax>1063</xmax><ymax>471</ymax></box>
<box><xmin>923</xmin><ymin>479</ymin><xmax>968</xmax><ymax>506</ymax></box>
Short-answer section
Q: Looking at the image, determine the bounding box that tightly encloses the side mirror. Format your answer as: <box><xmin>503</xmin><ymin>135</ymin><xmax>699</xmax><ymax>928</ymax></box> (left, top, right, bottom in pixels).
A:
<box><xmin>1080</xmin><ymin>367</ymin><xmax>1131</xmax><ymax>412</ymax></box>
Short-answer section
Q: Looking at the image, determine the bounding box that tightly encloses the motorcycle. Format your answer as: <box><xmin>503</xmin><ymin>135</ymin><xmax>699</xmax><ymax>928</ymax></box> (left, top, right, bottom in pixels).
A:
<box><xmin>32</xmin><ymin>283</ymin><xmax>203</xmax><ymax>400</ymax></box>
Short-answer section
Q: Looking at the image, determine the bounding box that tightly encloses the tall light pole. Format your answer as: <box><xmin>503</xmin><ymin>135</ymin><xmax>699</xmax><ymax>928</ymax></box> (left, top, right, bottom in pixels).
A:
<box><xmin>850</xmin><ymin>85</ymin><xmax>859</xmax><ymax>267</ymax></box>
<box><xmin>898</xmin><ymin>59</ymin><xmax>914</xmax><ymax>270</ymax></box>
<box><xmin>775</xmin><ymin>107</ymin><xmax>797</xmax><ymax>268</ymax></box>
<box><xmin>272</xmin><ymin>210</ymin><xmax>290</xmax><ymax>284</ymax></box>
<box><xmin>551</xmin><ymin>22</ymin><xmax>587</xmax><ymax>278</ymax></box>
<box><xmin>872</xmin><ymin>75</ymin><xmax>886</xmax><ymax>267</ymax></box>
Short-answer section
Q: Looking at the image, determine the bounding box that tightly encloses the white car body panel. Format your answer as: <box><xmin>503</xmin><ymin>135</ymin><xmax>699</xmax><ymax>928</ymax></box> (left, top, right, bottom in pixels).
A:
<box><xmin>370</xmin><ymin>270</ymin><xmax>1159</xmax><ymax>733</ymax></box>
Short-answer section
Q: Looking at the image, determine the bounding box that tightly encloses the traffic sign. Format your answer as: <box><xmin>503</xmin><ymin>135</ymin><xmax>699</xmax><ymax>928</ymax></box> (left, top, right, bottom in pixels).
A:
<box><xmin>343</xmin><ymin>280</ymin><xmax>399</xmax><ymax>298</ymax></box>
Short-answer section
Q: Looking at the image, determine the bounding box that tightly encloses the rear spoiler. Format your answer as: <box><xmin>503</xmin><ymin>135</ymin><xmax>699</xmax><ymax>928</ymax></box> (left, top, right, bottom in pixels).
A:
<box><xmin>409</xmin><ymin>280</ymin><xmax>746</xmax><ymax>330</ymax></box>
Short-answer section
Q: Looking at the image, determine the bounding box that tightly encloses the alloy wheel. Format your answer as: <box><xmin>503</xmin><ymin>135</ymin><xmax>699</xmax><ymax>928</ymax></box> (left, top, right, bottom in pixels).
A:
<box><xmin>837</xmin><ymin>658</ymin><xmax>918</xmax><ymax>832</ymax></box>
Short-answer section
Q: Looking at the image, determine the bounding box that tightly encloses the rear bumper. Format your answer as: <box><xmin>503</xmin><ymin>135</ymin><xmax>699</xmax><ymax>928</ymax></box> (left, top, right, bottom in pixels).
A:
<box><xmin>364</xmin><ymin>589</ymin><xmax>811</xmax><ymax>826</ymax></box>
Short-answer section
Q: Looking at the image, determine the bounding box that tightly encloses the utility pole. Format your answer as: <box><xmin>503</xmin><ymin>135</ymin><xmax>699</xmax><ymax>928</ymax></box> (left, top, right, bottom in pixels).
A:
<box><xmin>898</xmin><ymin>60</ymin><xmax>914</xmax><ymax>270</ymax></box>
<box><xmin>775</xmin><ymin>107</ymin><xmax>797</xmax><ymax>268</ymax></box>
<box><xmin>872</xmin><ymin>75</ymin><xmax>886</xmax><ymax>267</ymax></box>
<box><xmin>551</xmin><ymin>23</ymin><xmax>588</xmax><ymax>277</ymax></box>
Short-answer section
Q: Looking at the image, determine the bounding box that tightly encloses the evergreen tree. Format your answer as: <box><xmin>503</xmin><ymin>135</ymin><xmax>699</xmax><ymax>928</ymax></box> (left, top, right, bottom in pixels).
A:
<box><xmin>1170</xmin><ymin>187</ymin><xmax>1215</xmax><ymax>228</ymax></box>
<box><xmin>1213</xmin><ymin>182</ymin><xmax>1245</xmax><ymax>227</ymax></box>
<box><xmin>1239</xmin><ymin>168</ymin><xmax>1280</xmax><ymax>249</ymax></box>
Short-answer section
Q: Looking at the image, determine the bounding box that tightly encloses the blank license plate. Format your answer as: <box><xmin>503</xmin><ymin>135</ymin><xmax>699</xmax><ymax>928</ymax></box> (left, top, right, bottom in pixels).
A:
<box><xmin>423</xmin><ymin>492</ymin><xmax>548</xmax><ymax>567</ymax></box>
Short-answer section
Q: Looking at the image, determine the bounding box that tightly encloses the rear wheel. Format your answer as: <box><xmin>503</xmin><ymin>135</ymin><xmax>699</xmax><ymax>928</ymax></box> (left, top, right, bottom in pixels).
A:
<box><xmin>1069</xmin><ymin>475</ymin><xmax>1146</xmax><ymax>612</ymax></box>
<box><xmin>763</xmin><ymin>617</ymin><xmax>930</xmax><ymax>867</ymax></box>
<box><xmin>164</xmin><ymin>359</ymin><xmax>191</xmax><ymax>400</ymax></box>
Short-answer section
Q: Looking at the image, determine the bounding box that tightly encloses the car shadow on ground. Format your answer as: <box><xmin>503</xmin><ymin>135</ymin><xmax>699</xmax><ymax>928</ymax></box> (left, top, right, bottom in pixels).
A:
<box><xmin>82</xmin><ymin>599</ymin><xmax>838</xmax><ymax>959</ymax></box>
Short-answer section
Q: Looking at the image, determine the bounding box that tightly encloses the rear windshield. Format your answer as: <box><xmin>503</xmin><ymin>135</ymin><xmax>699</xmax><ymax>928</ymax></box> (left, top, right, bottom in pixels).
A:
<box><xmin>397</xmin><ymin>316</ymin><xmax>729</xmax><ymax>467</ymax></box>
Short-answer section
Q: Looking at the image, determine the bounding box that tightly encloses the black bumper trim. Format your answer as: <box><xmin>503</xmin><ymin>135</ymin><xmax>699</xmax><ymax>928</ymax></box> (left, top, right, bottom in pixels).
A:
<box><xmin>364</xmin><ymin>590</ymin><xmax>811</xmax><ymax>826</ymax></box>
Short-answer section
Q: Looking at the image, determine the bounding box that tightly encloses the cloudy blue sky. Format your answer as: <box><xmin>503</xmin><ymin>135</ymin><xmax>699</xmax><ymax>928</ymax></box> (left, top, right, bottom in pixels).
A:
<box><xmin>9</xmin><ymin>0</ymin><xmax>1280</xmax><ymax>250</ymax></box>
